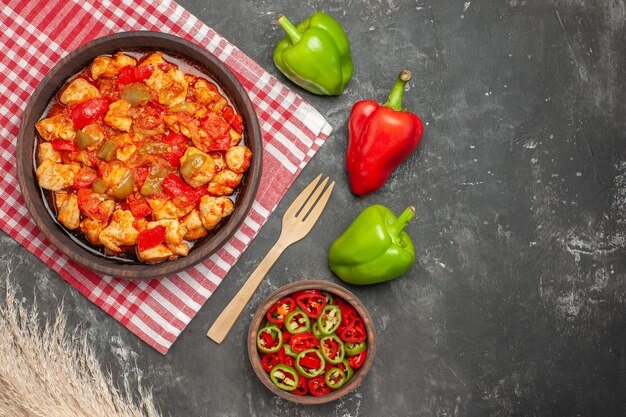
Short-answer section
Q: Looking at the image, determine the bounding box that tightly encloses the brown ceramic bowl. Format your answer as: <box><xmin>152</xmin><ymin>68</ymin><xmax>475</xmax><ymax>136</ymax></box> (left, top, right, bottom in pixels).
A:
<box><xmin>248</xmin><ymin>280</ymin><xmax>375</xmax><ymax>404</ymax></box>
<box><xmin>16</xmin><ymin>31</ymin><xmax>262</xmax><ymax>279</ymax></box>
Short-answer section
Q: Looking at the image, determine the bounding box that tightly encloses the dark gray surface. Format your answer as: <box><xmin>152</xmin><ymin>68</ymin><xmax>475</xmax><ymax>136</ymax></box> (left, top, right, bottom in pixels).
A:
<box><xmin>5</xmin><ymin>0</ymin><xmax>625</xmax><ymax>416</ymax></box>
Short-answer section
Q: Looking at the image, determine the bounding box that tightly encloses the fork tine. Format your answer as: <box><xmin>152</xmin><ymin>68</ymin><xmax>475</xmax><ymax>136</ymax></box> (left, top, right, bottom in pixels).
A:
<box><xmin>284</xmin><ymin>173</ymin><xmax>322</xmax><ymax>217</ymax></box>
<box><xmin>301</xmin><ymin>181</ymin><xmax>335</xmax><ymax>225</ymax></box>
<box><xmin>296</xmin><ymin>177</ymin><xmax>329</xmax><ymax>219</ymax></box>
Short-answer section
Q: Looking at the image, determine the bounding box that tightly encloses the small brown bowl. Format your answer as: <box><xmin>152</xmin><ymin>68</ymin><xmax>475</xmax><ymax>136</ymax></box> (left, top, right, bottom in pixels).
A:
<box><xmin>248</xmin><ymin>280</ymin><xmax>376</xmax><ymax>404</ymax></box>
<box><xmin>16</xmin><ymin>31</ymin><xmax>262</xmax><ymax>279</ymax></box>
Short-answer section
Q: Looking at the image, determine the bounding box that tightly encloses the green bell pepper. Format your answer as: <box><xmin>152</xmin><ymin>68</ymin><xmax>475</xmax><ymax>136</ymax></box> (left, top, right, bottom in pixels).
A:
<box><xmin>328</xmin><ymin>205</ymin><xmax>416</xmax><ymax>285</ymax></box>
<box><xmin>273</xmin><ymin>12</ymin><xmax>352</xmax><ymax>96</ymax></box>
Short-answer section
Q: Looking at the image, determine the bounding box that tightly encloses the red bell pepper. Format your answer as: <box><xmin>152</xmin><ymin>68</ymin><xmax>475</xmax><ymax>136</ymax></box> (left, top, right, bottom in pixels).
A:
<box><xmin>116</xmin><ymin>64</ymin><xmax>154</xmax><ymax>86</ymax></box>
<box><xmin>161</xmin><ymin>173</ymin><xmax>203</xmax><ymax>206</ymax></box>
<box><xmin>70</xmin><ymin>98</ymin><xmax>110</xmax><ymax>129</ymax></box>
<box><xmin>347</xmin><ymin>69</ymin><xmax>424</xmax><ymax>196</ymax></box>
<box><xmin>127</xmin><ymin>193</ymin><xmax>152</xmax><ymax>219</ymax></box>
<box><xmin>51</xmin><ymin>139</ymin><xmax>79</xmax><ymax>152</ymax></box>
<box><xmin>160</xmin><ymin>132</ymin><xmax>188</xmax><ymax>167</ymax></box>
<box><xmin>137</xmin><ymin>225</ymin><xmax>166</xmax><ymax>252</ymax></box>
<box><xmin>223</xmin><ymin>105</ymin><xmax>243</xmax><ymax>134</ymax></box>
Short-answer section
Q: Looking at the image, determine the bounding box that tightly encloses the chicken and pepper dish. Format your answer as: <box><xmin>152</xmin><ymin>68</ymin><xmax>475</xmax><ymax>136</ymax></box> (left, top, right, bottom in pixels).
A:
<box><xmin>35</xmin><ymin>51</ymin><xmax>252</xmax><ymax>263</ymax></box>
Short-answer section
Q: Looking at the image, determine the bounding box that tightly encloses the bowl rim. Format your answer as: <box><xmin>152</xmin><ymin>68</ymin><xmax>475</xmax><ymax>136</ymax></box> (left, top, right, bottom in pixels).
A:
<box><xmin>16</xmin><ymin>31</ymin><xmax>263</xmax><ymax>279</ymax></box>
<box><xmin>247</xmin><ymin>280</ymin><xmax>376</xmax><ymax>405</ymax></box>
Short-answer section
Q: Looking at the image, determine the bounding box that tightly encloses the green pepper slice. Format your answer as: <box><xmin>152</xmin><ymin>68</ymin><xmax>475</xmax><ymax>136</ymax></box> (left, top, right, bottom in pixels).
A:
<box><xmin>180</xmin><ymin>153</ymin><xmax>206</xmax><ymax>179</ymax></box>
<box><xmin>122</xmin><ymin>82</ymin><xmax>152</xmax><ymax>106</ymax></box>
<box><xmin>285</xmin><ymin>309</ymin><xmax>310</xmax><ymax>334</ymax></box>
<box><xmin>311</xmin><ymin>322</ymin><xmax>323</xmax><ymax>339</ymax></box>
<box><xmin>140</xmin><ymin>165</ymin><xmax>169</xmax><ymax>196</ymax></box>
<box><xmin>97</xmin><ymin>140</ymin><xmax>118</xmax><ymax>161</ymax></box>
<box><xmin>345</xmin><ymin>340</ymin><xmax>367</xmax><ymax>356</ymax></box>
<box><xmin>295</xmin><ymin>348</ymin><xmax>325</xmax><ymax>378</ymax></box>
<box><xmin>320</xmin><ymin>334</ymin><xmax>345</xmax><ymax>365</ymax></box>
<box><xmin>325</xmin><ymin>367</ymin><xmax>347</xmax><ymax>389</ymax></box>
<box><xmin>283</xmin><ymin>343</ymin><xmax>297</xmax><ymax>358</ymax></box>
<box><xmin>269</xmin><ymin>364</ymin><xmax>299</xmax><ymax>392</ymax></box>
<box><xmin>140</xmin><ymin>142</ymin><xmax>170</xmax><ymax>155</ymax></box>
<box><xmin>110</xmin><ymin>170</ymin><xmax>134</xmax><ymax>199</ymax></box>
<box><xmin>75</xmin><ymin>129</ymin><xmax>98</xmax><ymax>150</ymax></box>
<box><xmin>256</xmin><ymin>326</ymin><xmax>282</xmax><ymax>354</ymax></box>
<box><xmin>317</xmin><ymin>304</ymin><xmax>341</xmax><ymax>336</ymax></box>
<box><xmin>321</xmin><ymin>291</ymin><xmax>334</xmax><ymax>305</ymax></box>
<box><xmin>341</xmin><ymin>359</ymin><xmax>354</xmax><ymax>382</ymax></box>
<box><xmin>92</xmin><ymin>178</ymin><xmax>108</xmax><ymax>194</ymax></box>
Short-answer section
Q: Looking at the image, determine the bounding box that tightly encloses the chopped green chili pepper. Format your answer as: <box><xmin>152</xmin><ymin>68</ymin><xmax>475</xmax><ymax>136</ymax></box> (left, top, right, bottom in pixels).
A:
<box><xmin>180</xmin><ymin>154</ymin><xmax>206</xmax><ymax>179</ymax></box>
<box><xmin>283</xmin><ymin>344</ymin><xmax>297</xmax><ymax>358</ymax></box>
<box><xmin>285</xmin><ymin>309</ymin><xmax>311</xmax><ymax>334</ymax></box>
<box><xmin>345</xmin><ymin>340</ymin><xmax>367</xmax><ymax>356</ymax></box>
<box><xmin>122</xmin><ymin>82</ymin><xmax>152</xmax><ymax>106</ymax></box>
<box><xmin>269</xmin><ymin>364</ymin><xmax>299</xmax><ymax>392</ymax></box>
<box><xmin>325</xmin><ymin>367</ymin><xmax>346</xmax><ymax>389</ymax></box>
<box><xmin>92</xmin><ymin>178</ymin><xmax>108</xmax><ymax>194</ymax></box>
<box><xmin>311</xmin><ymin>322</ymin><xmax>323</xmax><ymax>339</ymax></box>
<box><xmin>75</xmin><ymin>129</ymin><xmax>98</xmax><ymax>150</ymax></box>
<box><xmin>140</xmin><ymin>142</ymin><xmax>170</xmax><ymax>155</ymax></box>
<box><xmin>140</xmin><ymin>165</ymin><xmax>169</xmax><ymax>196</ymax></box>
<box><xmin>295</xmin><ymin>348</ymin><xmax>325</xmax><ymax>378</ymax></box>
<box><xmin>320</xmin><ymin>334</ymin><xmax>344</xmax><ymax>365</ymax></box>
<box><xmin>110</xmin><ymin>170</ymin><xmax>134</xmax><ymax>199</ymax></box>
<box><xmin>321</xmin><ymin>291</ymin><xmax>334</xmax><ymax>305</ymax></box>
<box><xmin>97</xmin><ymin>140</ymin><xmax>118</xmax><ymax>161</ymax></box>
<box><xmin>257</xmin><ymin>326</ymin><xmax>283</xmax><ymax>354</ymax></box>
<box><xmin>317</xmin><ymin>304</ymin><xmax>342</xmax><ymax>336</ymax></box>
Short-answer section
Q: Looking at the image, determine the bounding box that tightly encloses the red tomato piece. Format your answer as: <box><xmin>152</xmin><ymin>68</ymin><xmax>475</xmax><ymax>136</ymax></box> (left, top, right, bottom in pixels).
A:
<box><xmin>137</xmin><ymin>225</ymin><xmax>166</xmax><ymax>252</ymax></box>
<box><xmin>201</xmin><ymin>112</ymin><xmax>230</xmax><ymax>139</ymax></box>
<box><xmin>127</xmin><ymin>193</ymin><xmax>152</xmax><ymax>219</ymax></box>
<box><xmin>73</xmin><ymin>168</ymin><xmax>97</xmax><ymax>189</ymax></box>
<box><xmin>70</xmin><ymin>98</ymin><xmax>110</xmax><ymax>129</ymax></box>
<box><xmin>51</xmin><ymin>139</ymin><xmax>78</xmax><ymax>152</ymax></box>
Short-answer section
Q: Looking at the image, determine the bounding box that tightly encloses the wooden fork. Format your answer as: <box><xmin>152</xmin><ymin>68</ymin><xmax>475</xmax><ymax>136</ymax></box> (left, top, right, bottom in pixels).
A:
<box><xmin>207</xmin><ymin>174</ymin><xmax>335</xmax><ymax>344</ymax></box>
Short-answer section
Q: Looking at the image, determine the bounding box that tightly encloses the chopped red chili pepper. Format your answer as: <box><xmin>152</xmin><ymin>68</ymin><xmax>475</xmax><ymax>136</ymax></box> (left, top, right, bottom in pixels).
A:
<box><xmin>261</xmin><ymin>353</ymin><xmax>280</xmax><ymax>372</ymax></box>
<box><xmin>73</xmin><ymin>168</ymin><xmax>97</xmax><ymax>189</ymax></box>
<box><xmin>334</xmin><ymin>296</ymin><xmax>359</xmax><ymax>326</ymax></box>
<box><xmin>266</xmin><ymin>297</ymin><xmax>296</xmax><ymax>325</ymax></box>
<box><xmin>277</xmin><ymin>347</ymin><xmax>294</xmax><ymax>367</ymax></box>
<box><xmin>295</xmin><ymin>292</ymin><xmax>327</xmax><ymax>319</ymax></box>
<box><xmin>308</xmin><ymin>376</ymin><xmax>332</xmax><ymax>396</ymax></box>
<box><xmin>347</xmin><ymin>350</ymin><xmax>367</xmax><ymax>370</ymax></box>
<box><xmin>70</xmin><ymin>98</ymin><xmax>110</xmax><ymax>129</ymax></box>
<box><xmin>290</xmin><ymin>332</ymin><xmax>320</xmax><ymax>353</ymax></box>
<box><xmin>51</xmin><ymin>139</ymin><xmax>79</xmax><ymax>152</ymax></box>
<box><xmin>339</xmin><ymin>318</ymin><xmax>366</xmax><ymax>343</ymax></box>
<box><xmin>293</xmin><ymin>375</ymin><xmax>308</xmax><ymax>396</ymax></box>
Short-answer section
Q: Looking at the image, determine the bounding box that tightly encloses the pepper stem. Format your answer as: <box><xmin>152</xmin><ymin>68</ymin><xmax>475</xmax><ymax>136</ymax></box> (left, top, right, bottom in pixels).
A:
<box><xmin>389</xmin><ymin>206</ymin><xmax>416</xmax><ymax>237</ymax></box>
<box><xmin>383</xmin><ymin>69</ymin><xmax>412</xmax><ymax>111</ymax></box>
<box><xmin>277</xmin><ymin>15</ymin><xmax>302</xmax><ymax>44</ymax></box>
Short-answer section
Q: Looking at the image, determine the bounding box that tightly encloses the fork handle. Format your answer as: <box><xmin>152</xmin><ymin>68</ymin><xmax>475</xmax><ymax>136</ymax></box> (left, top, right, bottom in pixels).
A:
<box><xmin>207</xmin><ymin>241</ymin><xmax>287</xmax><ymax>344</ymax></box>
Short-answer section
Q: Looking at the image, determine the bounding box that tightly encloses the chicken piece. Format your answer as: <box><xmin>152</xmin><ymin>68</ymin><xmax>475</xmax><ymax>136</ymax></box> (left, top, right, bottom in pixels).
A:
<box><xmin>139</xmin><ymin>52</ymin><xmax>166</xmax><ymax>68</ymax></box>
<box><xmin>36</xmin><ymin>113</ymin><xmax>75</xmax><ymax>141</ymax></box>
<box><xmin>181</xmin><ymin>209</ymin><xmax>208</xmax><ymax>240</ymax></box>
<box><xmin>134</xmin><ymin>218</ymin><xmax>149</xmax><ymax>233</ymax></box>
<box><xmin>225</xmin><ymin>146</ymin><xmax>252</xmax><ymax>174</ymax></box>
<box><xmin>148</xmin><ymin>219</ymin><xmax>187</xmax><ymax>246</ymax></box>
<box><xmin>179</xmin><ymin>147</ymin><xmax>215</xmax><ymax>187</ymax></box>
<box><xmin>229</xmin><ymin>128</ymin><xmax>242</xmax><ymax>146</ymax></box>
<box><xmin>80</xmin><ymin>218</ymin><xmax>107</xmax><ymax>245</ymax></box>
<box><xmin>98</xmin><ymin>210</ymin><xmax>139</xmax><ymax>252</ymax></box>
<box><xmin>37</xmin><ymin>142</ymin><xmax>61</xmax><ymax>164</ymax></box>
<box><xmin>56</xmin><ymin>192</ymin><xmax>80</xmax><ymax>230</ymax></box>
<box><xmin>116</xmin><ymin>144</ymin><xmax>137</xmax><ymax>162</ymax></box>
<box><xmin>91</xmin><ymin>53</ymin><xmax>138</xmax><ymax>80</ymax></box>
<box><xmin>199</xmin><ymin>196</ymin><xmax>234</xmax><ymax>230</ymax></box>
<box><xmin>146</xmin><ymin>198</ymin><xmax>194</xmax><ymax>220</ymax></box>
<box><xmin>193</xmin><ymin>79</ymin><xmax>221</xmax><ymax>105</ymax></box>
<box><xmin>100</xmin><ymin>162</ymin><xmax>129</xmax><ymax>194</ymax></box>
<box><xmin>138</xmin><ymin>244</ymin><xmax>175</xmax><ymax>263</ymax></box>
<box><xmin>168</xmin><ymin>242</ymin><xmax>189</xmax><ymax>257</ymax></box>
<box><xmin>77</xmin><ymin>189</ymin><xmax>115</xmax><ymax>222</ymax></box>
<box><xmin>36</xmin><ymin>160</ymin><xmax>79</xmax><ymax>191</ymax></box>
<box><xmin>145</xmin><ymin>67</ymin><xmax>188</xmax><ymax>107</ymax></box>
<box><xmin>211</xmin><ymin>152</ymin><xmax>227</xmax><ymax>172</ymax></box>
<box><xmin>54</xmin><ymin>191</ymin><xmax>69</xmax><ymax>211</ymax></box>
<box><xmin>79</xmin><ymin>122</ymin><xmax>106</xmax><ymax>151</ymax></box>
<box><xmin>104</xmin><ymin>99</ymin><xmax>132</xmax><ymax>132</ymax></box>
<box><xmin>59</xmin><ymin>78</ymin><xmax>100</xmax><ymax>105</ymax></box>
<box><xmin>206</xmin><ymin>169</ymin><xmax>242</xmax><ymax>196</ymax></box>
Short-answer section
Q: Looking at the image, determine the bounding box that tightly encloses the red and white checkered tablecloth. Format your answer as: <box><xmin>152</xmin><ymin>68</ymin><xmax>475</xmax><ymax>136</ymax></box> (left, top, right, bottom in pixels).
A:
<box><xmin>0</xmin><ymin>0</ymin><xmax>332</xmax><ymax>353</ymax></box>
